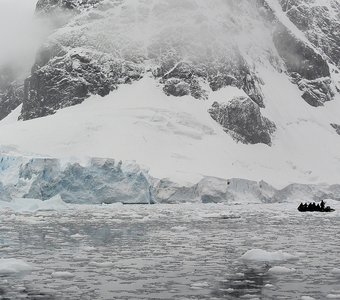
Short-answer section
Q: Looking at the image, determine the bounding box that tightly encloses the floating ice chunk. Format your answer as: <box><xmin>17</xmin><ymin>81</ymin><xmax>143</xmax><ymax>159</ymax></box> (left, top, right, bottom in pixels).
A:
<box><xmin>89</xmin><ymin>261</ymin><xmax>114</xmax><ymax>268</ymax></box>
<box><xmin>190</xmin><ymin>282</ymin><xmax>210</xmax><ymax>289</ymax></box>
<box><xmin>171</xmin><ymin>226</ymin><xmax>187</xmax><ymax>231</ymax></box>
<box><xmin>301</xmin><ymin>296</ymin><xmax>316</xmax><ymax>300</ymax></box>
<box><xmin>35</xmin><ymin>195</ymin><xmax>70</xmax><ymax>211</ymax></box>
<box><xmin>326</xmin><ymin>295</ymin><xmax>340</xmax><ymax>299</ymax></box>
<box><xmin>1</xmin><ymin>195</ymin><xmax>69</xmax><ymax>213</ymax></box>
<box><xmin>268</xmin><ymin>266</ymin><xmax>296</xmax><ymax>274</ymax></box>
<box><xmin>240</xmin><ymin>295</ymin><xmax>260</xmax><ymax>299</ymax></box>
<box><xmin>0</xmin><ymin>258</ymin><xmax>32</xmax><ymax>274</ymax></box>
<box><xmin>82</xmin><ymin>246</ymin><xmax>95</xmax><ymax>252</ymax></box>
<box><xmin>73</xmin><ymin>255</ymin><xmax>88</xmax><ymax>262</ymax></box>
<box><xmin>70</xmin><ymin>233</ymin><xmax>85</xmax><ymax>239</ymax></box>
<box><xmin>241</xmin><ymin>249</ymin><xmax>297</xmax><ymax>262</ymax></box>
<box><xmin>331</xmin><ymin>268</ymin><xmax>340</xmax><ymax>275</ymax></box>
<box><xmin>51</xmin><ymin>271</ymin><xmax>75</xmax><ymax>279</ymax></box>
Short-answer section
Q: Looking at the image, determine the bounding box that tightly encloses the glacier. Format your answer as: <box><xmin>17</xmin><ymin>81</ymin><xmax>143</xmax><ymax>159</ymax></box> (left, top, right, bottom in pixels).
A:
<box><xmin>0</xmin><ymin>153</ymin><xmax>339</xmax><ymax>205</ymax></box>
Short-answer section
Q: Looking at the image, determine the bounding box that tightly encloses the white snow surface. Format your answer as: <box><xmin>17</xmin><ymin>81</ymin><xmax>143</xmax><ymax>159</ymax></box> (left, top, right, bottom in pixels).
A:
<box><xmin>0</xmin><ymin>258</ymin><xmax>32</xmax><ymax>275</ymax></box>
<box><xmin>0</xmin><ymin>71</ymin><xmax>339</xmax><ymax>188</ymax></box>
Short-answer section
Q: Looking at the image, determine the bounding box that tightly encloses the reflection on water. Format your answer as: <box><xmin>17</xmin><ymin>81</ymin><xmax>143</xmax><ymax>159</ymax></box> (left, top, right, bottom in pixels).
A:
<box><xmin>212</xmin><ymin>266</ymin><xmax>270</xmax><ymax>299</ymax></box>
<box><xmin>0</xmin><ymin>275</ymin><xmax>56</xmax><ymax>300</ymax></box>
<box><xmin>0</xmin><ymin>203</ymin><xmax>339</xmax><ymax>299</ymax></box>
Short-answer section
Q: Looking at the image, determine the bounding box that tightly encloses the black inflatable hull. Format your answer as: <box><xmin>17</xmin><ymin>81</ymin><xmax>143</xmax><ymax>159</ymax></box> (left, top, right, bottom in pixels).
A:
<box><xmin>298</xmin><ymin>208</ymin><xmax>335</xmax><ymax>212</ymax></box>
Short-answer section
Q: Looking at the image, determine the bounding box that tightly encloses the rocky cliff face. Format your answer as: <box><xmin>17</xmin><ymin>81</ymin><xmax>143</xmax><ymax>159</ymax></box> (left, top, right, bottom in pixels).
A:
<box><xmin>260</xmin><ymin>0</ymin><xmax>336</xmax><ymax>107</ymax></box>
<box><xmin>273</xmin><ymin>0</ymin><xmax>340</xmax><ymax>107</ymax></box>
<box><xmin>0</xmin><ymin>66</ymin><xmax>24</xmax><ymax>120</ymax></box>
<box><xmin>277</xmin><ymin>0</ymin><xmax>340</xmax><ymax>68</ymax></box>
<box><xmin>36</xmin><ymin>0</ymin><xmax>104</xmax><ymax>13</ymax></box>
<box><xmin>209</xmin><ymin>97</ymin><xmax>276</xmax><ymax>145</ymax></box>
<box><xmin>1</xmin><ymin>0</ymin><xmax>339</xmax><ymax>146</ymax></box>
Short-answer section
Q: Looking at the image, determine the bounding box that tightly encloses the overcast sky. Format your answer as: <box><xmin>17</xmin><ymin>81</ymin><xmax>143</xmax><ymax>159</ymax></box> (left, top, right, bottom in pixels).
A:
<box><xmin>0</xmin><ymin>0</ymin><xmax>38</xmax><ymax>68</ymax></box>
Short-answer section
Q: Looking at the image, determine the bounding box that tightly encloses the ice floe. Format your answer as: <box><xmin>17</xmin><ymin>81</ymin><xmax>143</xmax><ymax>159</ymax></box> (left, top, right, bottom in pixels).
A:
<box><xmin>268</xmin><ymin>266</ymin><xmax>296</xmax><ymax>274</ymax></box>
<box><xmin>0</xmin><ymin>258</ymin><xmax>32</xmax><ymax>274</ymax></box>
<box><xmin>0</xmin><ymin>195</ymin><xmax>69</xmax><ymax>212</ymax></box>
<box><xmin>51</xmin><ymin>271</ymin><xmax>75</xmax><ymax>279</ymax></box>
<box><xmin>241</xmin><ymin>249</ymin><xmax>297</xmax><ymax>262</ymax></box>
<box><xmin>326</xmin><ymin>294</ymin><xmax>340</xmax><ymax>299</ymax></box>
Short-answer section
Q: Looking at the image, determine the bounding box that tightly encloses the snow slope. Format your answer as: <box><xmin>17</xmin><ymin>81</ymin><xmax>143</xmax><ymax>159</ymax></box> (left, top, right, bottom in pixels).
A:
<box><xmin>0</xmin><ymin>67</ymin><xmax>339</xmax><ymax>189</ymax></box>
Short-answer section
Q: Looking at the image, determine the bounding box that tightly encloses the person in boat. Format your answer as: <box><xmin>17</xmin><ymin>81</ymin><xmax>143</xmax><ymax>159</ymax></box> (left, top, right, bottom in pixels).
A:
<box><xmin>298</xmin><ymin>200</ymin><xmax>334</xmax><ymax>212</ymax></box>
<box><xmin>321</xmin><ymin>200</ymin><xmax>325</xmax><ymax>210</ymax></box>
<box><xmin>315</xmin><ymin>203</ymin><xmax>321</xmax><ymax>211</ymax></box>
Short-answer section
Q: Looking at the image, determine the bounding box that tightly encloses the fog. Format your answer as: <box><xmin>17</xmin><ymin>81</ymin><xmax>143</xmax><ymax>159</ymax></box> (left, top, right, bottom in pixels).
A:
<box><xmin>0</xmin><ymin>0</ymin><xmax>274</xmax><ymax>75</ymax></box>
<box><xmin>0</xmin><ymin>0</ymin><xmax>41</xmax><ymax>76</ymax></box>
<box><xmin>35</xmin><ymin>0</ymin><xmax>274</xmax><ymax>66</ymax></box>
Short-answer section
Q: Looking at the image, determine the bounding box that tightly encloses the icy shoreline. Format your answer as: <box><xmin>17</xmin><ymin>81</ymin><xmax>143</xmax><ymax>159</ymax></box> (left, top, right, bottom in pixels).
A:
<box><xmin>0</xmin><ymin>155</ymin><xmax>339</xmax><ymax>206</ymax></box>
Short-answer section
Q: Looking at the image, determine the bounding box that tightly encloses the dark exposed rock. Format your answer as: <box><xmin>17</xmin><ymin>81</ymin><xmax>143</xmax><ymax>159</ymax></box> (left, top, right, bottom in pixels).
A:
<box><xmin>258</xmin><ymin>0</ymin><xmax>336</xmax><ymax>107</ymax></box>
<box><xmin>9</xmin><ymin>0</ymin><xmax>338</xmax><ymax>121</ymax></box>
<box><xmin>331</xmin><ymin>123</ymin><xmax>340</xmax><ymax>135</ymax></box>
<box><xmin>278</xmin><ymin>0</ymin><xmax>340</xmax><ymax>68</ymax></box>
<box><xmin>22</xmin><ymin>0</ymin><xmax>270</xmax><ymax>119</ymax></box>
<box><xmin>163</xmin><ymin>62</ymin><xmax>195</xmax><ymax>81</ymax></box>
<box><xmin>298</xmin><ymin>77</ymin><xmax>334</xmax><ymax>107</ymax></box>
<box><xmin>0</xmin><ymin>65</ymin><xmax>24</xmax><ymax>120</ymax></box>
<box><xmin>273</xmin><ymin>25</ymin><xmax>330</xmax><ymax>80</ymax></box>
<box><xmin>208</xmin><ymin>96</ymin><xmax>276</xmax><ymax>145</ymax></box>
<box><xmin>160</xmin><ymin>62</ymin><xmax>207</xmax><ymax>99</ymax></box>
<box><xmin>163</xmin><ymin>78</ymin><xmax>191</xmax><ymax>97</ymax></box>
<box><xmin>207</xmin><ymin>61</ymin><xmax>265</xmax><ymax>108</ymax></box>
<box><xmin>0</xmin><ymin>85</ymin><xmax>23</xmax><ymax>120</ymax></box>
<box><xmin>157</xmin><ymin>59</ymin><xmax>264</xmax><ymax>106</ymax></box>
<box><xmin>36</xmin><ymin>0</ymin><xmax>104</xmax><ymax>13</ymax></box>
<box><xmin>270</xmin><ymin>14</ymin><xmax>335</xmax><ymax>107</ymax></box>
<box><xmin>21</xmin><ymin>49</ymin><xmax>144</xmax><ymax>120</ymax></box>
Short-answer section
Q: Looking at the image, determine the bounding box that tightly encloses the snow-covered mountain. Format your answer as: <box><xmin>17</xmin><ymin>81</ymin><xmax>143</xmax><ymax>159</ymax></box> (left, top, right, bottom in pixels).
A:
<box><xmin>0</xmin><ymin>0</ymin><xmax>339</xmax><ymax>203</ymax></box>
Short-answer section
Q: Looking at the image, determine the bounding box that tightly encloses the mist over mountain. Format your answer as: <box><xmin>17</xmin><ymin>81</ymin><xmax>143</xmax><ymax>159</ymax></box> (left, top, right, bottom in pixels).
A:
<box><xmin>0</xmin><ymin>0</ymin><xmax>339</xmax><ymax>203</ymax></box>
